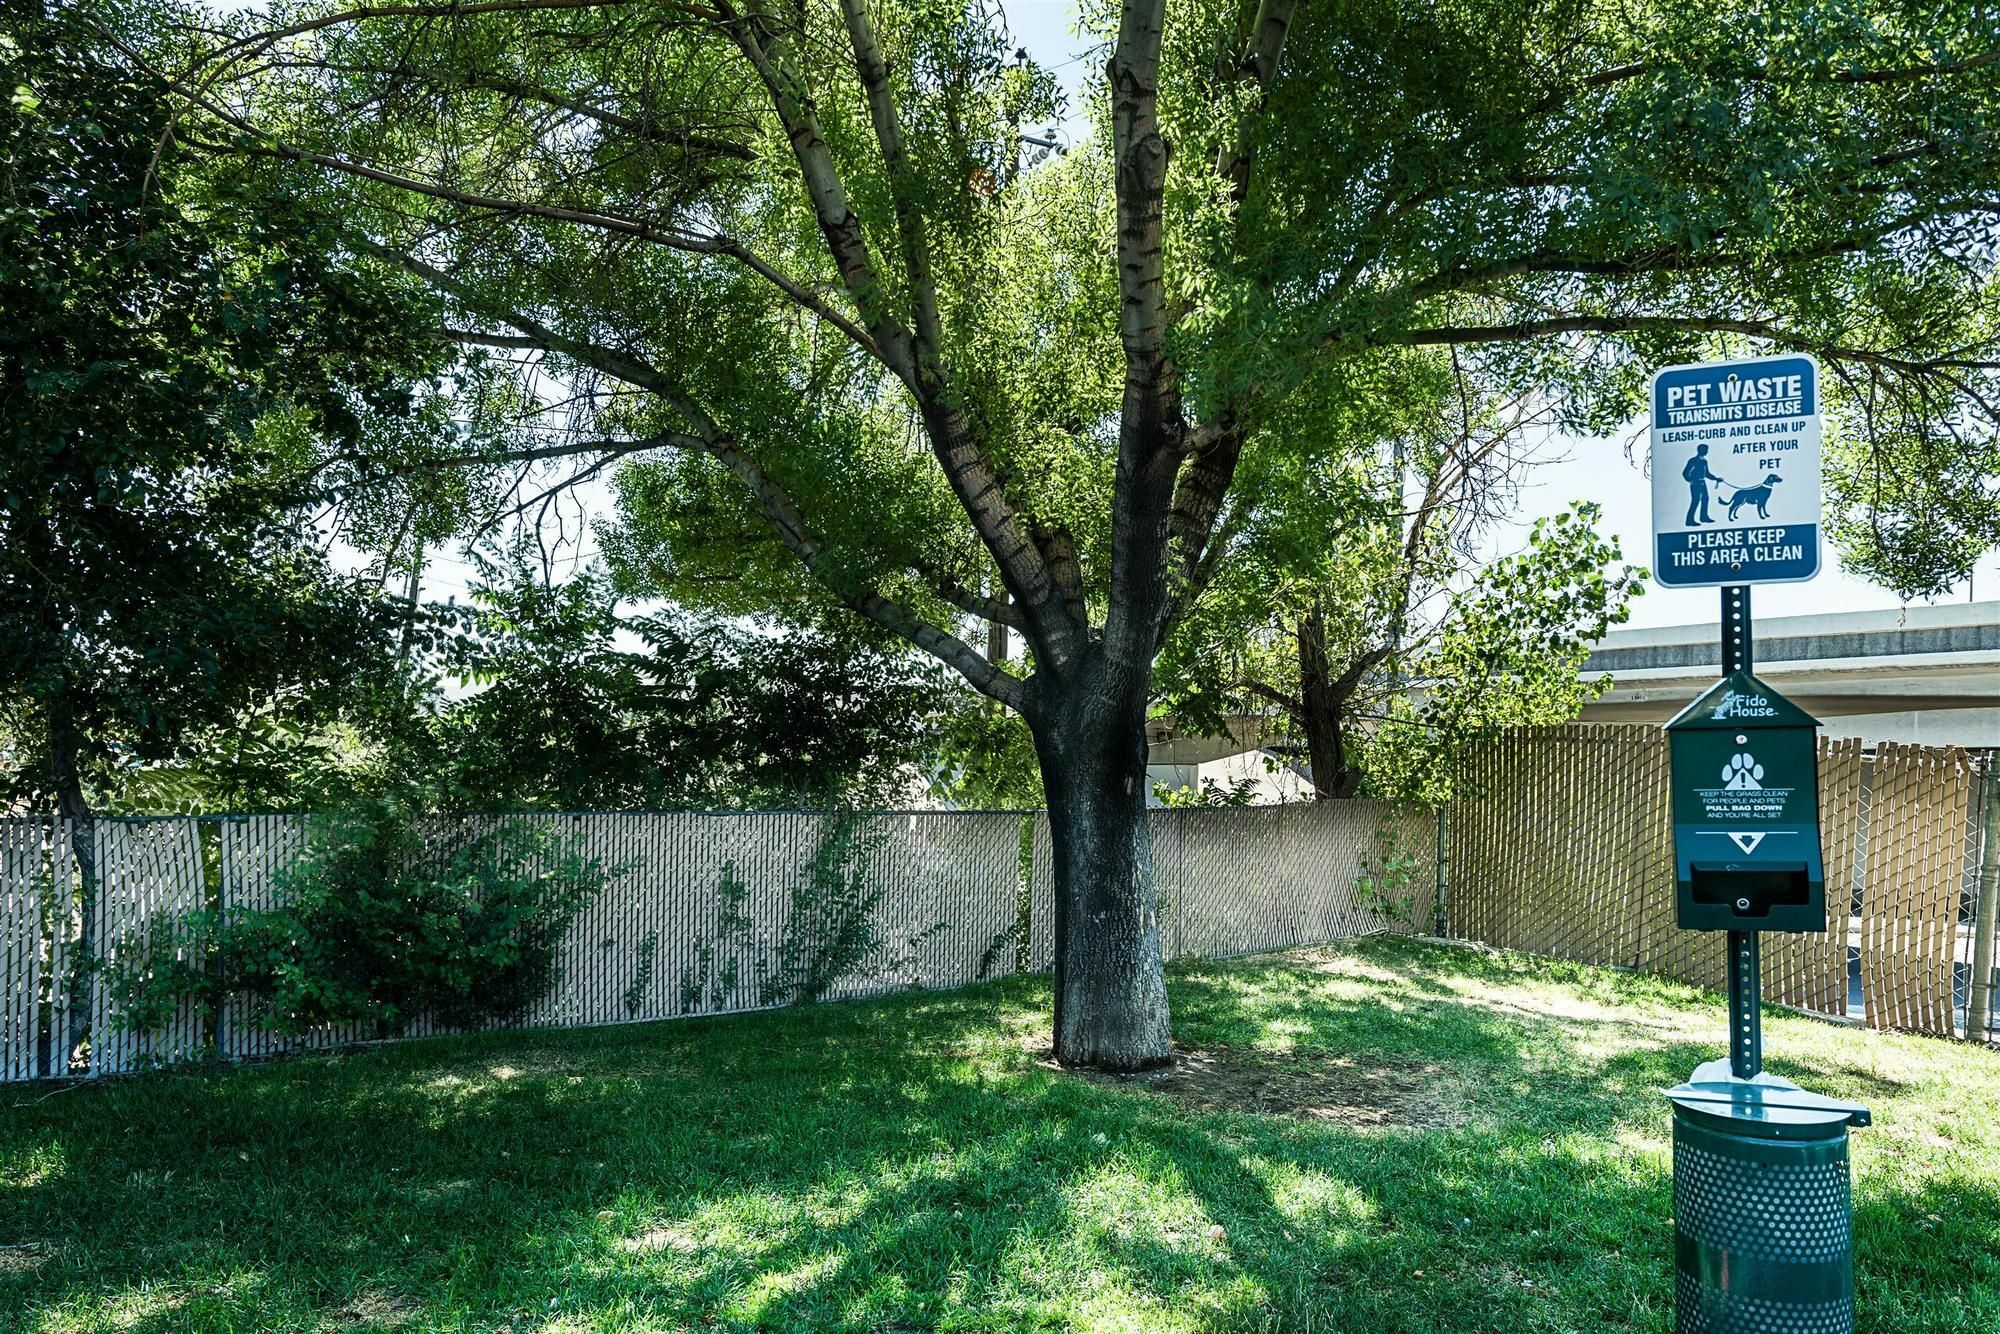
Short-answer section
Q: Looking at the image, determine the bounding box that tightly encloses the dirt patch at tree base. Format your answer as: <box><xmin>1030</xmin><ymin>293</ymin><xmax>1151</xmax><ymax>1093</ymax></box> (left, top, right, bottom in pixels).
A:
<box><xmin>1040</xmin><ymin>1043</ymin><xmax>1468</xmax><ymax>1129</ymax></box>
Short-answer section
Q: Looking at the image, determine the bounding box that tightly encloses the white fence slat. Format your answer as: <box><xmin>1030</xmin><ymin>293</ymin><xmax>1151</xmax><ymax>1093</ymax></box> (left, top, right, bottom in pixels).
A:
<box><xmin>89</xmin><ymin>820</ymin><xmax>208</xmax><ymax>1076</ymax></box>
<box><xmin>0</xmin><ymin>821</ymin><xmax>56</xmax><ymax>1081</ymax></box>
<box><xmin>42</xmin><ymin>822</ymin><xmax>77</xmax><ymax>1078</ymax></box>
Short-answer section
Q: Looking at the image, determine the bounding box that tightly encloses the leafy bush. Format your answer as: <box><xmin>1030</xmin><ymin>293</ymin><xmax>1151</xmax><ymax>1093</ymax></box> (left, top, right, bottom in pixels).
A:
<box><xmin>1354</xmin><ymin>821</ymin><xmax>1426</xmax><ymax>930</ymax></box>
<box><xmin>1150</xmin><ymin>773</ymin><xmax>1264</xmax><ymax>808</ymax></box>
<box><xmin>761</xmin><ymin>813</ymin><xmax>894</xmax><ymax>1007</ymax></box>
<box><xmin>104</xmin><ymin>799</ymin><xmax>605</xmax><ymax>1037</ymax></box>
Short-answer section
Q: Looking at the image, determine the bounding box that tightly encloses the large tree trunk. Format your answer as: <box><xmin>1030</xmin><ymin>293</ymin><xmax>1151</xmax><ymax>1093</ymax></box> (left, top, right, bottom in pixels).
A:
<box><xmin>1030</xmin><ymin>659</ymin><xmax>1172</xmax><ymax>1072</ymax></box>
<box><xmin>1297</xmin><ymin>606</ymin><xmax>1366</xmax><ymax>800</ymax></box>
<box><xmin>46</xmin><ymin>693</ymin><xmax>96</xmax><ymax>1076</ymax></box>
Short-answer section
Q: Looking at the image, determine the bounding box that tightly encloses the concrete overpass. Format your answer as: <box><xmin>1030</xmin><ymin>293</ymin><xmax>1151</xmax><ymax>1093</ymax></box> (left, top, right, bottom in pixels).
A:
<box><xmin>1142</xmin><ymin>600</ymin><xmax>2000</xmax><ymax>799</ymax></box>
<box><xmin>1579</xmin><ymin>599</ymin><xmax>2000</xmax><ymax>746</ymax></box>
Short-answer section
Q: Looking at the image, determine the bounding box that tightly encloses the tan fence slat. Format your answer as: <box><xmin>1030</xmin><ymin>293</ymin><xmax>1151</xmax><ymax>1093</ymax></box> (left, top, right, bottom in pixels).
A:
<box><xmin>1762</xmin><ymin>737</ymin><xmax>1861</xmax><ymax>1016</ymax></box>
<box><xmin>1452</xmin><ymin>726</ymin><xmax>1677</xmax><ymax>972</ymax></box>
<box><xmin>1861</xmin><ymin>744</ymin><xmax>1974</xmax><ymax>1035</ymax></box>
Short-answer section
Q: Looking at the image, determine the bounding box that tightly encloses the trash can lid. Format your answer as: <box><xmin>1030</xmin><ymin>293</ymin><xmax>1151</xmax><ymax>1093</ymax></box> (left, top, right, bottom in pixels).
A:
<box><xmin>1665</xmin><ymin>1077</ymin><xmax>1871</xmax><ymax>1133</ymax></box>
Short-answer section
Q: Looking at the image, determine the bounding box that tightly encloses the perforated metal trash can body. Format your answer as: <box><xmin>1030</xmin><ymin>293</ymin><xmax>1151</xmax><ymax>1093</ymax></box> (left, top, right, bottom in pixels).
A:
<box><xmin>1666</xmin><ymin>1074</ymin><xmax>1869</xmax><ymax>1334</ymax></box>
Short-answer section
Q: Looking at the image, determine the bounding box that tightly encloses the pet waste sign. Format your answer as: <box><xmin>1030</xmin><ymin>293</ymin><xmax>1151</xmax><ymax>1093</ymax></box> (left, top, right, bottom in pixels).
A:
<box><xmin>1649</xmin><ymin>353</ymin><xmax>1821</xmax><ymax>587</ymax></box>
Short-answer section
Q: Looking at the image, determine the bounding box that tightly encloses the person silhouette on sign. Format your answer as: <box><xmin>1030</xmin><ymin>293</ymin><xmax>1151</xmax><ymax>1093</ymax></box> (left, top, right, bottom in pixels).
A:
<box><xmin>1682</xmin><ymin>444</ymin><xmax>1717</xmax><ymax>525</ymax></box>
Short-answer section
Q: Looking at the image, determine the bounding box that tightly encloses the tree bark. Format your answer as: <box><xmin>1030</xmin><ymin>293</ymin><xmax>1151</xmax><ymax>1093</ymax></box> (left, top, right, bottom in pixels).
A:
<box><xmin>1297</xmin><ymin>606</ymin><xmax>1369</xmax><ymax>800</ymax></box>
<box><xmin>1029</xmin><ymin>658</ymin><xmax>1173</xmax><ymax>1071</ymax></box>
<box><xmin>45</xmin><ymin>692</ymin><xmax>96</xmax><ymax>1076</ymax></box>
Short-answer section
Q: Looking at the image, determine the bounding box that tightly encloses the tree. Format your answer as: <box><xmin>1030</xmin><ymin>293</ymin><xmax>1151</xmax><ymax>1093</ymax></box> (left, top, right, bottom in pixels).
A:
<box><xmin>1364</xmin><ymin>504</ymin><xmax>1642</xmax><ymax>803</ymax></box>
<box><xmin>411</xmin><ymin>546</ymin><xmax>959</xmax><ymax>810</ymax></box>
<box><xmin>1159</xmin><ymin>363</ymin><xmax>1642</xmax><ymax>800</ymax></box>
<box><xmin>0</xmin><ymin>9</ymin><xmax>457</xmax><ymax>1061</ymax></box>
<box><xmin>74</xmin><ymin>543</ymin><xmax>970</xmax><ymax>814</ymax></box>
<box><xmin>0</xmin><ymin>10</ymin><xmax>453</xmax><ymax>806</ymax></box>
<box><xmin>132</xmin><ymin>0</ymin><xmax>2000</xmax><ymax>1068</ymax></box>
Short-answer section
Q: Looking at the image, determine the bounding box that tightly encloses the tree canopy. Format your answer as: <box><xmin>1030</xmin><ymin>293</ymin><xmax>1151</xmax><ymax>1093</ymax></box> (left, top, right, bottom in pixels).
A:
<box><xmin>0</xmin><ymin>8</ymin><xmax>459</xmax><ymax>818</ymax></box>
<box><xmin>122</xmin><ymin>0</ymin><xmax>1999</xmax><ymax>675</ymax></box>
<box><xmin>1154</xmin><ymin>361</ymin><xmax>1644</xmax><ymax>802</ymax></box>
<box><xmin>408</xmin><ymin>549</ymin><xmax>963</xmax><ymax>812</ymax></box>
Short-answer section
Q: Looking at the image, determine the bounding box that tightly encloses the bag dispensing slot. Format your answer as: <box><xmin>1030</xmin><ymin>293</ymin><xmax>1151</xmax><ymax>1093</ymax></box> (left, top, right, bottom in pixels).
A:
<box><xmin>1688</xmin><ymin>862</ymin><xmax>1812</xmax><ymax>917</ymax></box>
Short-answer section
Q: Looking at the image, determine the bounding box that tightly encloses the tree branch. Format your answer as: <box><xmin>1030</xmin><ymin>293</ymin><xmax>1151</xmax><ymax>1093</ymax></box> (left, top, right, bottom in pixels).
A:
<box><xmin>1212</xmin><ymin>0</ymin><xmax>1299</xmax><ymax>205</ymax></box>
<box><xmin>1234</xmin><ymin>677</ymin><xmax>1301</xmax><ymax>718</ymax></box>
<box><xmin>1100</xmin><ymin>0</ymin><xmax>1191</xmax><ymax>673</ymax></box>
<box><xmin>1565</xmin><ymin>46</ymin><xmax>2000</xmax><ymax>94</ymax></box>
<box><xmin>1108</xmin><ymin>0</ymin><xmax>1175</xmax><ymax>410</ymax></box>
<box><xmin>233</xmin><ymin>56</ymin><xmax>761</xmax><ymax>162</ymax></box>
<box><xmin>120</xmin><ymin>26</ymin><xmax>876</xmax><ymax>359</ymax></box>
<box><xmin>199</xmin><ymin>0</ymin><xmax>704</xmax><ymax>83</ymax></box>
<box><xmin>438</xmin><ymin>69</ymin><xmax>757</xmax><ymax>160</ymax></box>
<box><xmin>926</xmin><ymin>574</ymin><xmax>1026</xmax><ymax>630</ymax></box>
<box><xmin>724</xmin><ymin>1</ymin><xmax>918</xmax><ymax>383</ymax></box>
<box><xmin>836</xmin><ymin>0</ymin><xmax>946</xmax><ymax>364</ymax></box>
<box><xmin>440</xmin><ymin>327</ymin><xmax>551</xmax><ymax>351</ymax></box>
<box><xmin>342</xmin><ymin>434</ymin><xmax>694</xmax><ymax>483</ymax></box>
<box><xmin>1159</xmin><ymin>416</ymin><xmax>1246</xmax><ymax>645</ymax></box>
<box><xmin>721</xmin><ymin>0</ymin><xmax>1068</xmax><ymax>658</ymax></box>
<box><xmin>1381</xmin><ymin>315</ymin><xmax>2000</xmax><ymax>379</ymax></box>
<box><xmin>364</xmin><ymin>240</ymin><xmax>1027</xmax><ymax>708</ymax></box>
<box><xmin>1393</xmin><ymin>200</ymin><xmax>1986</xmax><ymax>309</ymax></box>
<box><xmin>1381</xmin><ymin>315</ymin><xmax>1779</xmax><ymax>346</ymax></box>
<box><xmin>203</xmin><ymin>137</ymin><xmax>884</xmax><ymax>361</ymax></box>
<box><xmin>1154</xmin><ymin>0</ymin><xmax>1304</xmax><ymax>655</ymax></box>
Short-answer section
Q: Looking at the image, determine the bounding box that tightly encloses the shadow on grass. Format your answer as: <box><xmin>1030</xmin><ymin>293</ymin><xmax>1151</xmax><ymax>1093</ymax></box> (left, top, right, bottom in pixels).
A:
<box><xmin>1</xmin><ymin>938</ymin><xmax>1995</xmax><ymax>1332</ymax></box>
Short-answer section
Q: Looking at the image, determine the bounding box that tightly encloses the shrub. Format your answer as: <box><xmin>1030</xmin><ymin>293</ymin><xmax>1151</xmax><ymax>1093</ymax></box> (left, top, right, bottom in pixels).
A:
<box><xmin>761</xmin><ymin>811</ymin><xmax>893</xmax><ymax>1006</ymax></box>
<box><xmin>1354</xmin><ymin>820</ymin><xmax>1425</xmax><ymax>931</ymax></box>
<box><xmin>104</xmin><ymin>799</ymin><xmax>605</xmax><ymax>1038</ymax></box>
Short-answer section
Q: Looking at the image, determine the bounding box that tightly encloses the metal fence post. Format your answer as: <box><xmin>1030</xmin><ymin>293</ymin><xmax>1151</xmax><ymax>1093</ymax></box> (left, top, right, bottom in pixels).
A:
<box><xmin>1016</xmin><ymin>813</ymin><xmax>1034</xmax><ymax>976</ymax></box>
<box><xmin>1433</xmin><ymin>802</ymin><xmax>1447</xmax><ymax>937</ymax></box>
<box><xmin>204</xmin><ymin>817</ymin><xmax>227</xmax><ymax>1062</ymax></box>
<box><xmin>1969</xmin><ymin>761</ymin><xmax>2000</xmax><ymax>1044</ymax></box>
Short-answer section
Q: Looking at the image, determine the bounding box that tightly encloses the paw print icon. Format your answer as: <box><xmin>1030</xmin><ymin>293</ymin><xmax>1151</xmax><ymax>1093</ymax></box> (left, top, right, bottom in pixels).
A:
<box><xmin>1721</xmin><ymin>752</ymin><xmax>1765</xmax><ymax>790</ymax></box>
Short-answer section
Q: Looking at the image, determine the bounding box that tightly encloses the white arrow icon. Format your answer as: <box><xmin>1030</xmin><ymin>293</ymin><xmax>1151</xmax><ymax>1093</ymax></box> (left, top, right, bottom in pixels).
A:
<box><xmin>1727</xmin><ymin>831</ymin><xmax>1767</xmax><ymax>854</ymax></box>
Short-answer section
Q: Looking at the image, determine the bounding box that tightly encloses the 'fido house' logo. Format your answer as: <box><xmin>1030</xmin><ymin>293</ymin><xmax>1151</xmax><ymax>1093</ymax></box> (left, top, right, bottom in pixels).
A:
<box><xmin>1710</xmin><ymin>690</ymin><xmax>1778</xmax><ymax>721</ymax></box>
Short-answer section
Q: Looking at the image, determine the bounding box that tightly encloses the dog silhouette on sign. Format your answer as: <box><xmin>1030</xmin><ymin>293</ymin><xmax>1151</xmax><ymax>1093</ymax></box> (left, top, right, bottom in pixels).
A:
<box><xmin>1726</xmin><ymin>471</ymin><xmax>1784</xmax><ymax>521</ymax></box>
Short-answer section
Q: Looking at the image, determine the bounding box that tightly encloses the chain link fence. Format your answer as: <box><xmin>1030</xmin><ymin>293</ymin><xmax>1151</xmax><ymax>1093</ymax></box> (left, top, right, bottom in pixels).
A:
<box><xmin>1027</xmin><ymin>802</ymin><xmax>1434</xmax><ymax>970</ymax></box>
<box><xmin>0</xmin><ymin>801</ymin><xmax>1427</xmax><ymax>1081</ymax></box>
<box><xmin>5</xmin><ymin>742</ymin><xmax>1990</xmax><ymax>1085</ymax></box>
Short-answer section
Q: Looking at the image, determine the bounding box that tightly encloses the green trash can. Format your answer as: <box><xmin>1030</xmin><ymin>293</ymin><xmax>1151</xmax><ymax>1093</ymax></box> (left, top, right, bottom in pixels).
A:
<box><xmin>1667</xmin><ymin>1061</ymin><xmax>1870</xmax><ymax>1334</ymax></box>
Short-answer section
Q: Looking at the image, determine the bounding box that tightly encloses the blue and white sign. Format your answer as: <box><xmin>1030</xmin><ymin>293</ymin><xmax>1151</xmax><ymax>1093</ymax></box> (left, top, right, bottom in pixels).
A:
<box><xmin>1649</xmin><ymin>354</ymin><xmax>1822</xmax><ymax>587</ymax></box>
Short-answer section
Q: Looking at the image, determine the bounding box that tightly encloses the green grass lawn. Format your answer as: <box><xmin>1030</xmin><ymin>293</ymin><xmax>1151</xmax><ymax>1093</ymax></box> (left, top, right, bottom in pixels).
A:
<box><xmin>3</xmin><ymin>937</ymin><xmax>1997</xmax><ymax>1332</ymax></box>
